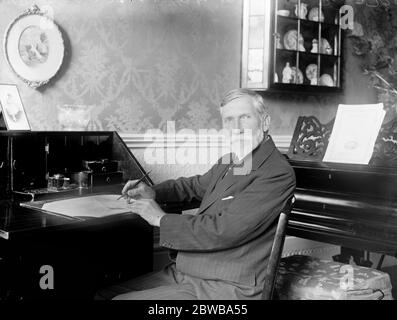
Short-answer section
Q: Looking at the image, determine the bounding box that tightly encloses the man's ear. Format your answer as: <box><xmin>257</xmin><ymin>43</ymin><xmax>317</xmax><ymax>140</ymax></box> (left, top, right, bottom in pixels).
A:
<box><xmin>262</xmin><ymin>114</ymin><xmax>271</xmax><ymax>132</ymax></box>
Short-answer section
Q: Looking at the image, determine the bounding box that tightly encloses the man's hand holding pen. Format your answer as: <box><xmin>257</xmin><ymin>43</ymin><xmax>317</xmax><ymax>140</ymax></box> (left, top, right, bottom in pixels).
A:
<box><xmin>121</xmin><ymin>179</ymin><xmax>156</xmax><ymax>200</ymax></box>
<box><xmin>121</xmin><ymin>180</ymin><xmax>165</xmax><ymax>227</ymax></box>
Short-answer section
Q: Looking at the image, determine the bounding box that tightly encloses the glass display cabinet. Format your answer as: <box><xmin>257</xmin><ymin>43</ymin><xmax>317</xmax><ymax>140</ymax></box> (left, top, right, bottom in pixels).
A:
<box><xmin>241</xmin><ymin>0</ymin><xmax>344</xmax><ymax>92</ymax></box>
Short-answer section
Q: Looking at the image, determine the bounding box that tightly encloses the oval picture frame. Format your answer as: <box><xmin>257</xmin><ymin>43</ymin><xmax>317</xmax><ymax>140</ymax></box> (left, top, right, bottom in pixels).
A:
<box><xmin>3</xmin><ymin>5</ymin><xmax>64</xmax><ymax>89</ymax></box>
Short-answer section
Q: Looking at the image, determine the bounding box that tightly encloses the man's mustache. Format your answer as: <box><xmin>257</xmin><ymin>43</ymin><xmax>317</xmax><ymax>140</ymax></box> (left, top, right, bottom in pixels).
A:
<box><xmin>230</xmin><ymin>132</ymin><xmax>254</xmax><ymax>139</ymax></box>
<box><xmin>229</xmin><ymin>129</ymin><xmax>253</xmax><ymax>136</ymax></box>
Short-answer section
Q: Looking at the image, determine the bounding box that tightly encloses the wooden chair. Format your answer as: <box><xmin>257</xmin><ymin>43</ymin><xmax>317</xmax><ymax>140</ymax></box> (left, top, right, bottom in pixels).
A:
<box><xmin>261</xmin><ymin>196</ymin><xmax>295</xmax><ymax>300</ymax></box>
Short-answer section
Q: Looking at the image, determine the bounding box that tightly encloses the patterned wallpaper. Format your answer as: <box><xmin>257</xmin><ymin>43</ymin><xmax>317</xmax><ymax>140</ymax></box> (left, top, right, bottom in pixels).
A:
<box><xmin>0</xmin><ymin>0</ymin><xmax>379</xmax><ymax>136</ymax></box>
<box><xmin>0</xmin><ymin>0</ymin><xmax>240</xmax><ymax>132</ymax></box>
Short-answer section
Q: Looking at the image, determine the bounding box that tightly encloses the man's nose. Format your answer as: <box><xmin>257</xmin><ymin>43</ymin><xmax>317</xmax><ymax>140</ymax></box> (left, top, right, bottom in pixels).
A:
<box><xmin>232</xmin><ymin>119</ymin><xmax>244</xmax><ymax>132</ymax></box>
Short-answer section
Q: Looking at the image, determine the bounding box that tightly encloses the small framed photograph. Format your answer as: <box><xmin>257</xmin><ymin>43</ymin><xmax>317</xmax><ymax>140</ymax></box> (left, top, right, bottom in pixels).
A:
<box><xmin>0</xmin><ymin>84</ymin><xmax>31</xmax><ymax>131</ymax></box>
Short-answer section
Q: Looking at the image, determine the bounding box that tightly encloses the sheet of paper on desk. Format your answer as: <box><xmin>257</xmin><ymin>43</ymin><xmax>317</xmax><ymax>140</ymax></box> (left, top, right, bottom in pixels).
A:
<box><xmin>323</xmin><ymin>103</ymin><xmax>386</xmax><ymax>165</ymax></box>
<box><xmin>42</xmin><ymin>194</ymin><xmax>131</xmax><ymax>218</ymax></box>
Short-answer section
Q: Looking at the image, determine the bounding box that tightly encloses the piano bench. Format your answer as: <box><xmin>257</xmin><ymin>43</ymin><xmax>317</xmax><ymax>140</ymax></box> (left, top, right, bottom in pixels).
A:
<box><xmin>275</xmin><ymin>255</ymin><xmax>393</xmax><ymax>300</ymax></box>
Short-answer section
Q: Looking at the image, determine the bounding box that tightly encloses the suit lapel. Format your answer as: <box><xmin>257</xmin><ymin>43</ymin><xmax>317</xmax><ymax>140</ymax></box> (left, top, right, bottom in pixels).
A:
<box><xmin>197</xmin><ymin>135</ymin><xmax>277</xmax><ymax>214</ymax></box>
<box><xmin>205</xmin><ymin>163</ymin><xmax>229</xmax><ymax>196</ymax></box>
<box><xmin>198</xmin><ymin>171</ymin><xmax>238</xmax><ymax>213</ymax></box>
<box><xmin>204</xmin><ymin>152</ymin><xmax>236</xmax><ymax>198</ymax></box>
<box><xmin>198</xmin><ymin>164</ymin><xmax>230</xmax><ymax>211</ymax></box>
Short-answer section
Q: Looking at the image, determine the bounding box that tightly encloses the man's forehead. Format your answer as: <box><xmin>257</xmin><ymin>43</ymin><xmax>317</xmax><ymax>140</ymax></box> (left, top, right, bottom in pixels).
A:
<box><xmin>224</xmin><ymin>95</ymin><xmax>252</xmax><ymax>105</ymax></box>
<box><xmin>221</xmin><ymin>97</ymin><xmax>255</xmax><ymax>113</ymax></box>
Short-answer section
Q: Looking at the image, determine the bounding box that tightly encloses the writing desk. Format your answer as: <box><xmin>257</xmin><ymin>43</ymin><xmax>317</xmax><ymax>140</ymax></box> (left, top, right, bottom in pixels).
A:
<box><xmin>0</xmin><ymin>131</ymin><xmax>153</xmax><ymax>299</ymax></box>
<box><xmin>0</xmin><ymin>186</ymin><xmax>153</xmax><ymax>300</ymax></box>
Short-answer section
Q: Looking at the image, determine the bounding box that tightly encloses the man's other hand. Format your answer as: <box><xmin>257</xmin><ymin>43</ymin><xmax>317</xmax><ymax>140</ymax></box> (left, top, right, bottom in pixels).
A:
<box><xmin>121</xmin><ymin>181</ymin><xmax>155</xmax><ymax>200</ymax></box>
<box><xmin>128</xmin><ymin>199</ymin><xmax>165</xmax><ymax>227</ymax></box>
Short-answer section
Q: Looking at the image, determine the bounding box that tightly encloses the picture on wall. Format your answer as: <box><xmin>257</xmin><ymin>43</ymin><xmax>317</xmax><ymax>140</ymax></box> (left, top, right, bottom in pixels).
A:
<box><xmin>0</xmin><ymin>84</ymin><xmax>31</xmax><ymax>131</ymax></box>
<box><xmin>3</xmin><ymin>5</ymin><xmax>65</xmax><ymax>89</ymax></box>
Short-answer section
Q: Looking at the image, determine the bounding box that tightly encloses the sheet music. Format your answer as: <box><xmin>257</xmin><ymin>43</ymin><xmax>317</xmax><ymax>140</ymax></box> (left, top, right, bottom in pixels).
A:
<box><xmin>42</xmin><ymin>194</ymin><xmax>132</xmax><ymax>218</ymax></box>
<box><xmin>323</xmin><ymin>103</ymin><xmax>386</xmax><ymax>164</ymax></box>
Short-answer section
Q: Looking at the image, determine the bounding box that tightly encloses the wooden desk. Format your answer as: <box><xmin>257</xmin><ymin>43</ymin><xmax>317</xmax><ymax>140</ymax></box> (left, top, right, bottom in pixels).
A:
<box><xmin>0</xmin><ymin>131</ymin><xmax>154</xmax><ymax>300</ymax></box>
<box><xmin>0</xmin><ymin>193</ymin><xmax>153</xmax><ymax>299</ymax></box>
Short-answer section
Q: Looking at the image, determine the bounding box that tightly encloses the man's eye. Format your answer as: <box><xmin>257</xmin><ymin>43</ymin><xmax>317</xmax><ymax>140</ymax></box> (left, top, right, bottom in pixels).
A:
<box><xmin>241</xmin><ymin>115</ymin><xmax>249</xmax><ymax>120</ymax></box>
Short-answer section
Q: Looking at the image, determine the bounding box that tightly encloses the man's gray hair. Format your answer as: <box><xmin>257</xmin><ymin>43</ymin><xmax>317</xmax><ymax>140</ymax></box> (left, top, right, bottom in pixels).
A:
<box><xmin>220</xmin><ymin>88</ymin><xmax>269</xmax><ymax>116</ymax></box>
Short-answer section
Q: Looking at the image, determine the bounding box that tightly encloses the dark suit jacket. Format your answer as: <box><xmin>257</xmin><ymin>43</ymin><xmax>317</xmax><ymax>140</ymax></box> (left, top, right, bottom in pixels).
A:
<box><xmin>153</xmin><ymin>136</ymin><xmax>296</xmax><ymax>294</ymax></box>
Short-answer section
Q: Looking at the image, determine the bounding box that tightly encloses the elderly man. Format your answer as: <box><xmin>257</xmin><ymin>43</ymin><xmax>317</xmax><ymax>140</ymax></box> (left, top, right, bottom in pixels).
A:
<box><xmin>97</xmin><ymin>88</ymin><xmax>296</xmax><ymax>300</ymax></box>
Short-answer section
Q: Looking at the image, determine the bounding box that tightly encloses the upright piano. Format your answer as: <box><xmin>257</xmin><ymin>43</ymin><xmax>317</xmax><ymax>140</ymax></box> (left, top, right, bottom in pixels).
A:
<box><xmin>287</xmin><ymin>116</ymin><xmax>397</xmax><ymax>267</ymax></box>
<box><xmin>0</xmin><ymin>131</ymin><xmax>153</xmax><ymax>299</ymax></box>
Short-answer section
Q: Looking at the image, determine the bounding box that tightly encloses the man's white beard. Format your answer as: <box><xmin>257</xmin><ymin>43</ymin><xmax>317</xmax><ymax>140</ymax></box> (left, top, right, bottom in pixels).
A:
<box><xmin>229</xmin><ymin>130</ymin><xmax>263</xmax><ymax>162</ymax></box>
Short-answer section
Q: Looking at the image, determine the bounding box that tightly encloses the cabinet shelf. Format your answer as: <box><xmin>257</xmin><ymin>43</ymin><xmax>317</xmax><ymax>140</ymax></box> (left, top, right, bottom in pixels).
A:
<box><xmin>270</xmin><ymin>82</ymin><xmax>342</xmax><ymax>92</ymax></box>
<box><xmin>277</xmin><ymin>15</ymin><xmax>340</xmax><ymax>28</ymax></box>
<box><xmin>276</xmin><ymin>48</ymin><xmax>340</xmax><ymax>58</ymax></box>
<box><xmin>241</xmin><ymin>0</ymin><xmax>344</xmax><ymax>93</ymax></box>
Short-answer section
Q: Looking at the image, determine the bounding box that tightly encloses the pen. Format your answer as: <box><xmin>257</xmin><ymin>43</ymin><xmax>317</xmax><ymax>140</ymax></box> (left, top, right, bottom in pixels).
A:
<box><xmin>117</xmin><ymin>170</ymin><xmax>152</xmax><ymax>200</ymax></box>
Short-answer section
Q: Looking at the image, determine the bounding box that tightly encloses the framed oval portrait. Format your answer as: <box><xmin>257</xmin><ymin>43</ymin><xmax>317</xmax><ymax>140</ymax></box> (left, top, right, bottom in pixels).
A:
<box><xmin>3</xmin><ymin>5</ymin><xmax>64</xmax><ymax>89</ymax></box>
